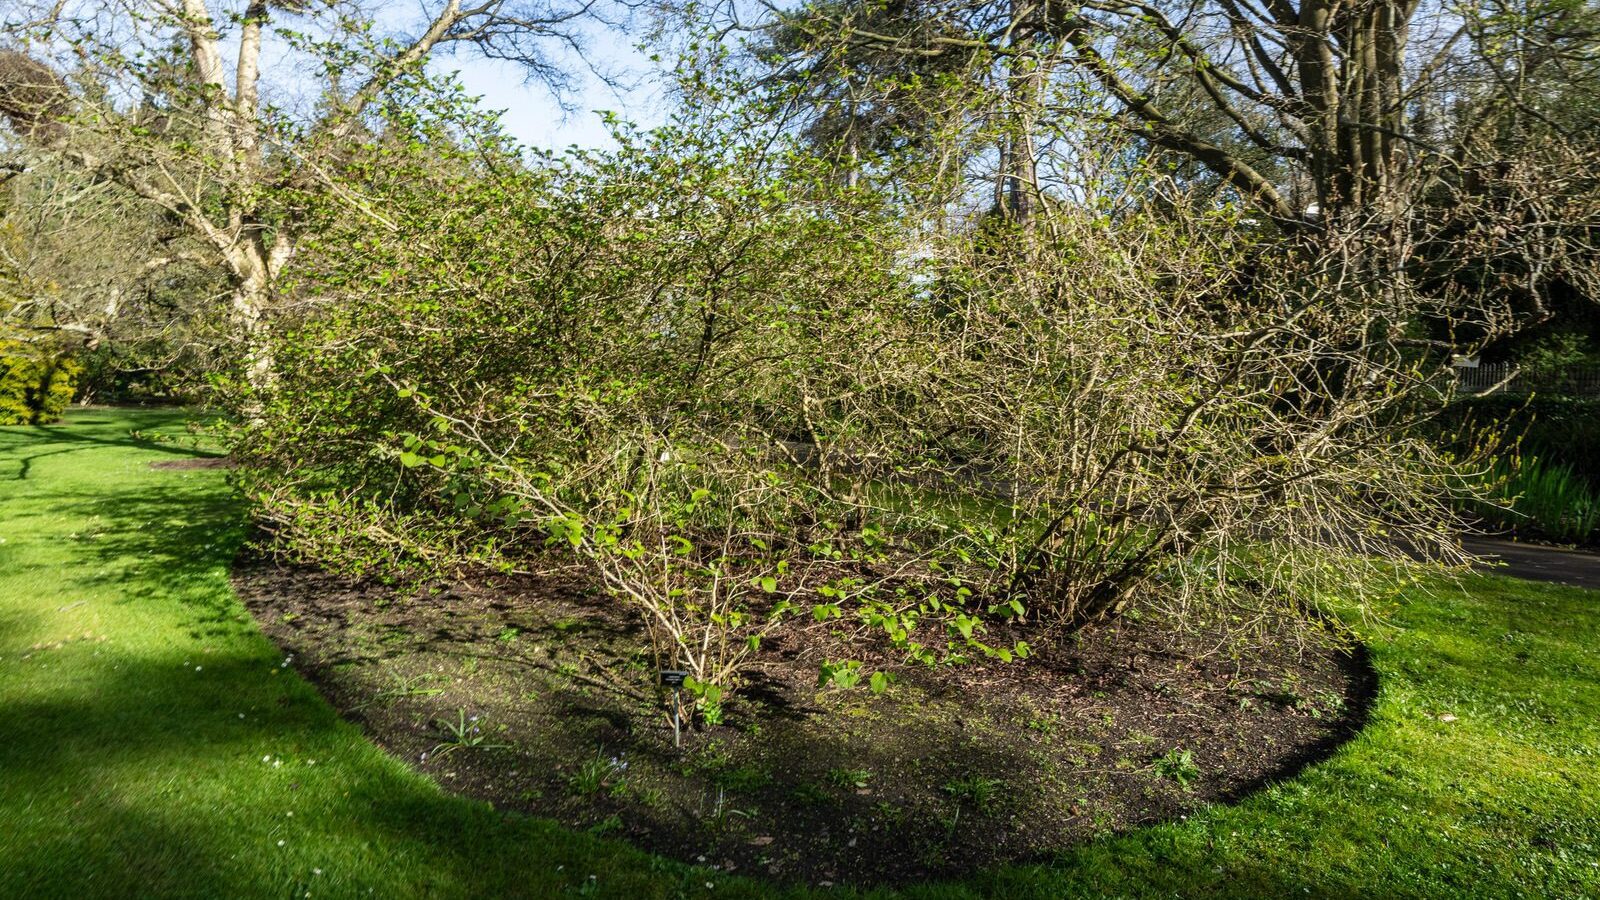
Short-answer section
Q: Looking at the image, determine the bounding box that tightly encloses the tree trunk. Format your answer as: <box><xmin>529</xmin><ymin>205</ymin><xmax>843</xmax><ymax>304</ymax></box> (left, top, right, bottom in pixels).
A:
<box><xmin>229</xmin><ymin>283</ymin><xmax>273</xmax><ymax>401</ymax></box>
<box><xmin>997</xmin><ymin>0</ymin><xmax>1042</xmax><ymax>226</ymax></box>
<box><xmin>224</xmin><ymin>231</ymin><xmax>289</xmax><ymax>408</ymax></box>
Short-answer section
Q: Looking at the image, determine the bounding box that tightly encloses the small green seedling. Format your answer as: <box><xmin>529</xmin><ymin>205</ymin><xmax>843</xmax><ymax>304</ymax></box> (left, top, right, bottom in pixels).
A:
<box><xmin>429</xmin><ymin>709</ymin><xmax>507</xmax><ymax>758</ymax></box>
<box><xmin>1153</xmin><ymin>748</ymin><xmax>1200</xmax><ymax>788</ymax></box>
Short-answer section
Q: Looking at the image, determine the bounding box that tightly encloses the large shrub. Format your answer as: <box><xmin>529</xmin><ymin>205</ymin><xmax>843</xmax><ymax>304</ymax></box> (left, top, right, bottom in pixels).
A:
<box><xmin>239</xmin><ymin>107</ymin><xmax>1506</xmax><ymax>710</ymax></box>
<box><xmin>0</xmin><ymin>341</ymin><xmax>79</xmax><ymax>425</ymax></box>
<box><xmin>240</xmin><ymin>116</ymin><xmax>929</xmax><ymax>697</ymax></box>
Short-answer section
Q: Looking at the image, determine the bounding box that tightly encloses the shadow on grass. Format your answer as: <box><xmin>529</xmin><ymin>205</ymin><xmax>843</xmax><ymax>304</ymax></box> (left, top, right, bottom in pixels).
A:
<box><xmin>0</xmin><ymin>647</ymin><xmax>727</xmax><ymax>900</ymax></box>
<box><xmin>0</xmin><ymin>459</ymin><xmax>734</xmax><ymax>897</ymax></box>
<box><xmin>10</xmin><ymin>482</ymin><xmax>252</xmax><ymax>645</ymax></box>
<box><xmin>0</xmin><ymin>415</ymin><xmax>221</xmax><ymax>481</ymax></box>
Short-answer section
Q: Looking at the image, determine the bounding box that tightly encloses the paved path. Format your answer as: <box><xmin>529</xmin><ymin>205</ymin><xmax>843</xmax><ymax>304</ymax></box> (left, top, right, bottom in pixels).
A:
<box><xmin>1462</xmin><ymin>536</ymin><xmax>1600</xmax><ymax>590</ymax></box>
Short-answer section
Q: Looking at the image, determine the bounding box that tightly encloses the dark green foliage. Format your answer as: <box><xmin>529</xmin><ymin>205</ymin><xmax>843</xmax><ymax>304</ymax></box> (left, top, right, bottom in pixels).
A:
<box><xmin>1433</xmin><ymin>396</ymin><xmax>1600</xmax><ymax>542</ymax></box>
<box><xmin>1444</xmin><ymin>395</ymin><xmax>1600</xmax><ymax>482</ymax></box>
<box><xmin>0</xmin><ymin>341</ymin><xmax>79</xmax><ymax>425</ymax></box>
<box><xmin>75</xmin><ymin>348</ymin><xmax>208</xmax><ymax>407</ymax></box>
<box><xmin>1468</xmin><ymin>454</ymin><xmax>1600</xmax><ymax>544</ymax></box>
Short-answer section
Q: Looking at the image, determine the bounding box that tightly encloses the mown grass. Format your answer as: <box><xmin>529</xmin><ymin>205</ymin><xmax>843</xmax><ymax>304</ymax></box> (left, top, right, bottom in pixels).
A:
<box><xmin>2</xmin><ymin>409</ymin><xmax>1597</xmax><ymax>899</ymax></box>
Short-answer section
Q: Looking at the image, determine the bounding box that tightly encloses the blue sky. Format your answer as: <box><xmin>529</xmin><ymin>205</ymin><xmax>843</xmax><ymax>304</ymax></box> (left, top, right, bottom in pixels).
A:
<box><xmin>434</xmin><ymin>25</ymin><xmax>669</xmax><ymax>151</ymax></box>
<box><xmin>8</xmin><ymin>1</ymin><xmax>681</xmax><ymax>152</ymax></box>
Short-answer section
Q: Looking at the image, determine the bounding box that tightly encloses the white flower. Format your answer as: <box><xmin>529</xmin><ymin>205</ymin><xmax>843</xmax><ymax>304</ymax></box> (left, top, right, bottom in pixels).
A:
<box><xmin>277</xmin><ymin>840</ymin><xmax>286</xmax><ymax>847</ymax></box>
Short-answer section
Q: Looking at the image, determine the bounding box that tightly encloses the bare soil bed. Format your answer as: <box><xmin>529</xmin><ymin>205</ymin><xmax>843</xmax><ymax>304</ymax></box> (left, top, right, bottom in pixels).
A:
<box><xmin>149</xmin><ymin>456</ymin><xmax>233</xmax><ymax>470</ymax></box>
<box><xmin>234</xmin><ymin>553</ymin><xmax>1374</xmax><ymax>887</ymax></box>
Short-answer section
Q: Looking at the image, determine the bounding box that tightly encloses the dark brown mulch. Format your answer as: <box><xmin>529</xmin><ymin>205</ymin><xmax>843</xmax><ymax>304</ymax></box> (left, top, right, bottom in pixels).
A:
<box><xmin>150</xmin><ymin>456</ymin><xmax>234</xmax><ymax>470</ymax></box>
<box><xmin>233</xmin><ymin>554</ymin><xmax>1375</xmax><ymax>888</ymax></box>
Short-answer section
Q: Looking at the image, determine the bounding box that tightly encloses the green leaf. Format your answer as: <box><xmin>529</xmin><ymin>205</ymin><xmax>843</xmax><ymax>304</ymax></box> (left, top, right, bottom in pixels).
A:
<box><xmin>399</xmin><ymin>451</ymin><xmax>424</xmax><ymax>468</ymax></box>
<box><xmin>759</xmin><ymin>576</ymin><xmax>777</xmax><ymax>593</ymax></box>
<box><xmin>953</xmin><ymin>615</ymin><xmax>977</xmax><ymax>641</ymax></box>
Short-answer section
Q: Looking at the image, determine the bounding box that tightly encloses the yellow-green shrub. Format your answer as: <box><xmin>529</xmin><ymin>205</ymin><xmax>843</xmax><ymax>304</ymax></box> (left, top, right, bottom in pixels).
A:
<box><xmin>0</xmin><ymin>341</ymin><xmax>80</xmax><ymax>425</ymax></box>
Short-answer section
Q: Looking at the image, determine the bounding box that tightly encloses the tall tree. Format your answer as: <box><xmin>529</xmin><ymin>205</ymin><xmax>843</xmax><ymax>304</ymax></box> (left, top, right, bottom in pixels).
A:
<box><xmin>758</xmin><ymin>0</ymin><xmax>982</xmax><ymax>191</ymax></box>
<box><xmin>754</xmin><ymin>0</ymin><xmax>1060</xmax><ymax>222</ymax></box>
<box><xmin>752</xmin><ymin>0</ymin><xmax>1600</xmax><ymax>231</ymax></box>
<box><xmin>0</xmin><ymin>0</ymin><xmax>619</xmax><ymax>394</ymax></box>
<box><xmin>1</xmin><ymin>155</ymin><xmax>220</xmax><ymax>356</ymax></box>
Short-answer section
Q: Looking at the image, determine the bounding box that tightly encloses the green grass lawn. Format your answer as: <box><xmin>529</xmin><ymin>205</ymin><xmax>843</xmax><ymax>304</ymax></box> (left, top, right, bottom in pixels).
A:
<box><xmin>2</xmin><ymin>409</ymin><xmax>1597</xmax><ymax>899</ymax></box>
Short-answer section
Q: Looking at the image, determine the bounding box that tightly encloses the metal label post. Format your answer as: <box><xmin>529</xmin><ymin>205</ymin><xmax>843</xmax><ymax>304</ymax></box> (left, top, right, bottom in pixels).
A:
<box><xmin>659</xmin><ymin>669</ymin><xmax>688</xmax><ymax>748</ymax></box>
